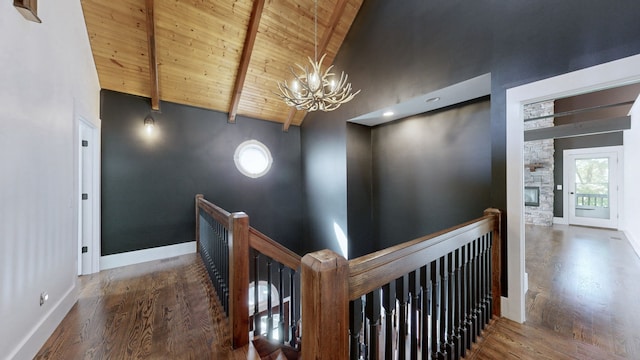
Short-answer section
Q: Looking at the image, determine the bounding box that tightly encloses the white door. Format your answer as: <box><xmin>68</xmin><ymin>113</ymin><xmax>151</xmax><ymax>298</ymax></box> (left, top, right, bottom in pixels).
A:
<box><xmin>564</xmin><ymin>146</ymin><xmax>622</xmax><ymax>229</ymax></box>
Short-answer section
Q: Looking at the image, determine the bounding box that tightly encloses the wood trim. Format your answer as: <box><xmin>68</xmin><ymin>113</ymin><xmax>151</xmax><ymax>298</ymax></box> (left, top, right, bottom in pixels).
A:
<box><xmin>523</xmin><ymin>116</ymin><xmax>630</xmax><ymax>141</ymax></box>
<box><xmin>229</xmin><ymin>212</ymin><xmax>250</xmax><ymax>348</ymax></box>
<box><xmin>347</xmin><ymin>216</ymin><xmax>494</xmax><ymax>301</ymax></box>
<box><xmin>484</xmin><ymin>208</ymin><xmax>502</xmax><ymax>317</ymax></box>
<box><xmin>248</xmin><ymin>227</ymin><xmax>301</xmax><ymax>270</ymax></box>
<box><xmin>301</xmin><ymin>250</ymin><xmax>349</xmax><ymax>359</ymax></box>
<box><xmin>197</xmin><ymin>197</ymin><xmax>231</xmax><ymax>226</ymax></box>
<box><xmin>318</xmin><ymin>0</ymin><xmax>349</xmax><ymax>56</ymax></box>
<box><xmin>228</xmin><ymin>0</ymin><xmax>266</xmax><ymax>123</ymax></box>
<box><xmin>145</xmin><ymin>0</ymin><xmax>160</xmax><ymax>111</ymax></box>
<box><xmin>14</xmin><ymin>0</ymin><xmax>41</xmax><ymax>23</ymax></box>
<box><xmin>195</xmin><ymin>194</ymin><xmax>203</xmax><ymax>252</ymax></box>
<box><xmin>282</xmin><ymin>107</ymin><xmax>297</xmax><ymax>132</ymax></box>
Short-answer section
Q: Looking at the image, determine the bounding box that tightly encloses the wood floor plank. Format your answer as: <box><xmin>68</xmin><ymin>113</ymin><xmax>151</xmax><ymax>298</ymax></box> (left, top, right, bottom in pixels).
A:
<box><xmin>465</xmin><ymin>224</ymin><xmax>640</xmax><ymax>360</ymax></box>
<box><xmin>35</xmin><ymin>253</ymin><xmax>255</xmax><ymax>359</ymax></box>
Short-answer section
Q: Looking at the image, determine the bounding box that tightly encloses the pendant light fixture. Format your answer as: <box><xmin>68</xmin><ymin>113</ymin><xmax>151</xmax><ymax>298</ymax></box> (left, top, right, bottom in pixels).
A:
<box><xmin>276</xmin><ymin>0</ymin><xmax>360</xmax><ymax>112</ymax></box>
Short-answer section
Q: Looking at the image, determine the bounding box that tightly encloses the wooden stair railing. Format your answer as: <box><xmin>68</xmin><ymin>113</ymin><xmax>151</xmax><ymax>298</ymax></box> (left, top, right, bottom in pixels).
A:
<box><xmin>301</xmin><ymin>208</ymin><xmax>502</xmax><ymax>359</ymax></box>
<box><xmin>196</xmin><ymin>194</ymin><xmax>502</xmax><ymax>358</ymax></box>
<box><xmin>248</xmin><ymin>227</ymin><xmax>302</xmax><ymax>349</ymax></box>
<box><xmin>195</xmin><ymin>194</ymin><xmax>250</xmax><ymax>348</ymax></box>
<box><xmin>195</xmin><ymin>194</ymin><xmax>302</xmax><ymax>352</ymax></box>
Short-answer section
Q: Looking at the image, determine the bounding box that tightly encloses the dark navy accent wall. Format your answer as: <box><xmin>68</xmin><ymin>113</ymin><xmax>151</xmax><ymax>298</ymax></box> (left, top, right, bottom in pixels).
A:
<box><xmin>299</xmin><ymin>111</ymin><xmax>348</xmax><ymax>256</ymax></box>
<box><xmin>372</xmin><ymin>99</ymin><xmax>491</xmax><ymax>249</ymax></box>
<box><xmin>347</xmin><ymin>123</ymin><xmax>374</xmax><ymax>258</ymax></box>
<box><xmin>489</xmin><ymin>0</ymin><xmax>640</xmax><ymax>214</ymax></box>
<box><xmin>301</xmin><ymin>0</ymin><xmax>640</xmax><ymax>290</ymax></box>
<box><xmin>101</xmin><ymin>90</ymin><xmax>303</xmax><ymax>255</ymax></box>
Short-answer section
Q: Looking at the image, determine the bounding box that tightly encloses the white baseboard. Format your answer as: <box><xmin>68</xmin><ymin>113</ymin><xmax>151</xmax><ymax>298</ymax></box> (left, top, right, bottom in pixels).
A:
<box><xmin>624</xmin><ymin>230</ymin><xmax>640</xmax><ymax>259</ymax></box>
<box><xmin>9</xmin><ymin>281</ymin><xmax>77</xmax><ymax>360</ymax></box>
<box><xmin>100</xmin><ymin>241</ymin><xmax>197</xmax><ymax>270</ymax></box>
<box><xmin>553</xmin><ymin>217</ymin><xmax>568</xmax><ymax>225</ymax></box>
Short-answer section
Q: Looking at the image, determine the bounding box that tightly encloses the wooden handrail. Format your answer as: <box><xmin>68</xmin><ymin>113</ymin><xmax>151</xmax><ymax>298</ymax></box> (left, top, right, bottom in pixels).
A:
<box><xmin>348</xmin><ymin>214</ymin><xmax>493</xmax><ymax>301</ymax></box>
<box><xmin>301</xmin><ymin>209</ymin><xmax>503</xmax><ymax>359</ymax></box>
<box><xmin>196</xmin><ymin>195</ymin><xmax>232</xmax><ymax>226</ymax></box>
<box><xmin>249</xmin><ymin>227</ymin><xmax>301</xmax><ymax>270</ymax></box>
<box><xmin>196</xmin><ymin>193</ymin><xmax>502</xmax><ymax>358</ymax></box>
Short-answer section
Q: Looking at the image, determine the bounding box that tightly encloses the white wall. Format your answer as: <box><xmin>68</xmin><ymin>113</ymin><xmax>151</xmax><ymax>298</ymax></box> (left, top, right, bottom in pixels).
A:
<box><xmin>0</xmin><ymin>1</ymin><xmax>100</xmax><ymax>359</ymax></box>
<box><xmin>624</xmin><ymin>97</ymin><xmax>640</xmax><ymax>257</ymax></box>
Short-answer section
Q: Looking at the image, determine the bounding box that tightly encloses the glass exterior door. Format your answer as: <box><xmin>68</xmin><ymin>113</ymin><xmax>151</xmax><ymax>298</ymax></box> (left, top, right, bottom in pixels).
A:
<box><xmin>573</xmin><ymin>157</ymin><xmax>610</xmax><ymax>220</ymax></box>
<box><xmin>566</xmin><ymin>147</ymin><xmax>621</xmax><ymax>229</ymax></box>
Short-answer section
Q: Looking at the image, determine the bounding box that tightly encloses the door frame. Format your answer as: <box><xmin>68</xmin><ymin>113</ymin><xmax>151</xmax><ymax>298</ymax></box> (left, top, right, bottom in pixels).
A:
<box><xmin>77</xmin><ymin>116</ymin><xmax>101</xmax><ymax>275</ymax></box>
<box><xmin>564</xmin><ymin>146</ymin><xmax>623</xmax><ymax>229</ymax></box>
<box><xmin>505</xmin><ymin>53</ymin><xmax>640</xmax><ymax>323</ymax></box>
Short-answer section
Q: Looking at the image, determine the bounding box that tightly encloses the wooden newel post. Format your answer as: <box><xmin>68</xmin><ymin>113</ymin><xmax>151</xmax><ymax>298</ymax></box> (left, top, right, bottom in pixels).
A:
<box><xmin>301</xmin><ymin>249</ymin><xmax>349</xmax><ymax>359</ymax></box>
<box><xmin>484</xmin><ymin>208</ymin><xmax>502</xmax><ymax>318</ymax></box>
<box><xmin>229</xmin><ymin>212</ymin><xmax>250</xmax><ymax>348</ymax></box>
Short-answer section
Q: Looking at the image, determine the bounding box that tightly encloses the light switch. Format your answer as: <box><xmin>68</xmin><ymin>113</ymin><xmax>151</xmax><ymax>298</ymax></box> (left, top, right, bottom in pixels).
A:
<box><xmin>556</xmin><ymin>184</ymin><xmax>562</xmax><ymax>190</ymax></box>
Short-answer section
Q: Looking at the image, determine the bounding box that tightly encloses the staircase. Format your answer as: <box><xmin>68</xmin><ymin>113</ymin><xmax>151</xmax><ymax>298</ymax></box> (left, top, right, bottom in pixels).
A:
<box><xmin>195</xmin><ymin>194</ymin><xmax>503</xmax><ymax>359</ymax></box>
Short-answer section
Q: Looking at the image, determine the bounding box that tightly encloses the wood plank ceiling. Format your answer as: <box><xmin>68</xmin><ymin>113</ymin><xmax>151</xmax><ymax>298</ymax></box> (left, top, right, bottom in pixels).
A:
<box><xmin>81</xmin><ymin>0</ymin><xmax>364</xmax><ymax>129</ymax></box>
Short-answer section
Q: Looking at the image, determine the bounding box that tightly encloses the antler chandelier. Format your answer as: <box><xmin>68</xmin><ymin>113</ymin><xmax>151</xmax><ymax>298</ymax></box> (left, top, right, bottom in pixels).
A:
<box><xmin>276</xmin><ymin>0</ymin><xmax>360</xmax><ymax>112</ymax></box>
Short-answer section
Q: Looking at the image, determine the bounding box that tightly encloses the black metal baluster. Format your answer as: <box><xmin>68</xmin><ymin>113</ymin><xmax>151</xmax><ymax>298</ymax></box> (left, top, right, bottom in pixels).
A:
<box><xmin>289</xmin><ymin>269</ymin><xmax>299</xmax><ymax>348</ymax></box>
<box><xmin>452</xmin><ymin>248</ymin><xmax>463</xmax><ymax>359</ymax></box>
<box><xmin>266</xmin><ymin>257</ymin><xmax>273</xmax><ymax>340</ymax></box>
<box><xmin>289</xmin><ymin>268</ymin><xmax>298</xmax><ymax>348</ymax></box>
<box><xmin>366</xmin><ymin>289</ymin><xmax>381</xmax><ymax>360</ymax></box>
<box><xmin>430</xmin><ymin>259</ymin><xmax>440</xmax><ymax>360</ymax></box>
<box><xmin>350</xmin><ymin>298</ymin><xmax>363</xmax><ymax>360</ymax></box>
<box><xmin>462</xmin><ymin>243</ymin><xmax>472</xmax><ymax>351</ymax></box>
<box><xmin>469</xmin><ymin>239</ymin><xmax>479</xmax><ymax>342</ymax></box>
<box><xmin>222</xmin><ymin>225</ymin><xmax>228</xmax><ymax>313</ymax></box>
<box><xmin>480</xmin><ymin>235</ymin><xmax>490</xmax><ymax>328</ymax></box>
<box><xmin>438</xmin><ymin>256</ymin><xmax>448</xmax><ymax>360</ymax></box>
<box><xmin>420</xmin><ymin>265</ymin><xmax>431</xmax><ymax>360</ymax></box>
<box><xmin>383</xmin><ymin>282</ymin><xmax>395</xmax><ymax>360</ymax></box>
<box><xmin>473</xmin><ymin>239</ymin><xmax>482</xmax><ymax>339</ymax></box>
<box><xmin>225</xmin><ymin>227</ymin><xmax>230</xmax><ymax>313</ymax></box>
<box><xmin>486</xmin><ymin>233</ymin><xmax>494</xmax><ymax>324</ymax></box>
<box><xmin>215</xmin><ymin>221</ymin><xmax>222</xmax><ymax>308</ymax></box>
<box><xmin>253</xmin><ymin>252</ymin><xmax>260</xmax><ymax>335</ymax></box>
<box><xmin>396</xmin><ymin>276</ymin><xmax>408</xmax><ymax>360</ymax></box>
<box><xmin>446</xmin><ymin>251</ymin><xmax>457</xmax><ymax>359</ymax></box>
<box><xmin>409</xmin><ymin>271</ymin><xmax>419</xmax><ymax>360</ymax></box>
<box><xmin>278</xmin><ymin>263</ymin><xmax>285</xmax><ymax>343</ymax></box>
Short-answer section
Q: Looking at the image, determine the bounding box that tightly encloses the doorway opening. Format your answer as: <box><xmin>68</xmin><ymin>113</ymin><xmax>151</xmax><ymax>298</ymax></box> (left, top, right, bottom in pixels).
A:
<box><xmin>505</xmin><ymin>53</ymin><xmax>640</xmax><ymax>323</ymax></box>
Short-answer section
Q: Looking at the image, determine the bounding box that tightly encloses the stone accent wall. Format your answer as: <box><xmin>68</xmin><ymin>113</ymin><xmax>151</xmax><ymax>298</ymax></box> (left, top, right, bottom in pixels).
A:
<box><xmin>524</xmin><ymin>101</ymin><xmax>554</xmax><ymax>226</ymax></box>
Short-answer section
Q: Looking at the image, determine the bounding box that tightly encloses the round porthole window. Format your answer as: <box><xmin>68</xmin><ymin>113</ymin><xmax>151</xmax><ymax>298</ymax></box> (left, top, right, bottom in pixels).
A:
<box><xmin>234</xmin><ymin>140</ymin><xmax>273</xmax><ymax>178</ymax></box>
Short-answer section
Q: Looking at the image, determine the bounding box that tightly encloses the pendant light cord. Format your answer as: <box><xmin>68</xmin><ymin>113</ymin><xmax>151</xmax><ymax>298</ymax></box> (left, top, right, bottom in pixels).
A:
<box><xmin>314</xmin><ymin>0</ymin><xmax>318</xmax><ymax>63</ymax></box>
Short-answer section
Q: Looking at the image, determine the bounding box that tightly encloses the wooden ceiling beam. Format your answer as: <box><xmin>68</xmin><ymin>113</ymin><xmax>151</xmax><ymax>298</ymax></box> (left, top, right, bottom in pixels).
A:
<box><xmin>228</xmin><ymin>0</ymin><xmax>266</xmax><ymax>123</ymax></box>
<box><xmin>282</xmin><ymin>0</ymin><xmax>349</xmax><ymax>131</ymax></box>
<box><xmin>145</xmin><ymin>0</ymin><xmax>160</xmax><ymax>111</ymax></box>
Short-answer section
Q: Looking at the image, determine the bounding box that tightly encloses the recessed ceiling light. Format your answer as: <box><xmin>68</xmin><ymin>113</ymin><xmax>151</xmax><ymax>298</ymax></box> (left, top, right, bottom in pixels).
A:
<box><xmin>425</xmin><ymin>97</ymin><xmax>440</xmax><ymax>103</ymax></box>
<box><xmin>383</xmin><ymin>111</ymin><xmax>394</xmax><ymax>117</ymax></box>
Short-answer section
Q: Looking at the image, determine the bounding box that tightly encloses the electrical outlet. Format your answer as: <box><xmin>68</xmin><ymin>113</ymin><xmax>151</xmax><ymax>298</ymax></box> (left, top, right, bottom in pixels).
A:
<box><xmin>40</xmin><ymin>291</ymin><xmax>48</xmax><ymax>306</ymax></box>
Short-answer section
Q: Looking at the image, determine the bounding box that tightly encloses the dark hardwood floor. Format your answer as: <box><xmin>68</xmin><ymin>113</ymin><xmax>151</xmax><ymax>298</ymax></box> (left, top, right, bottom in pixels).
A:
<box><xmin>465</xmin><ymin>224</ymin><xmax>640</xmax><ymax>359</ymax></box>
<box><xmin>36</xmin><ymin>224</ymin><xmax>640</xmax><ymax>359</ymax></box>
<box><xmin>35</xmin><ymin>253</ymin><xmax>257</xmax><ymax>359</ymax></box>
